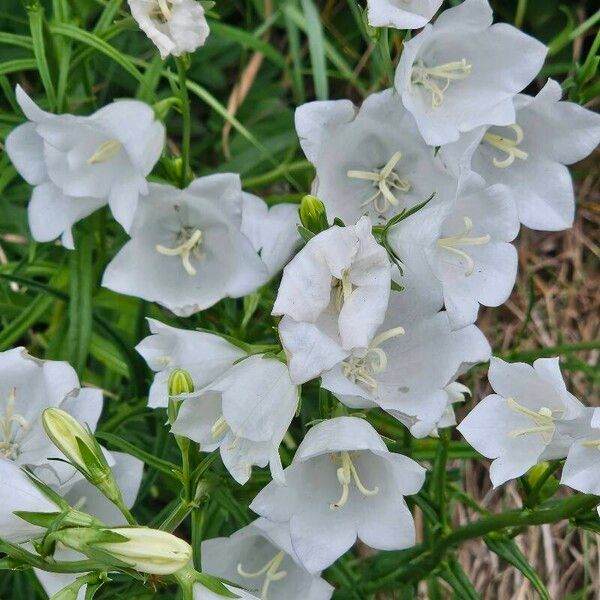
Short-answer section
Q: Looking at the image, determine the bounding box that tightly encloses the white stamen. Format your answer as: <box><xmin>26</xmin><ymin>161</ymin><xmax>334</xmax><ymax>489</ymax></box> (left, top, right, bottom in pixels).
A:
<box><xmin>330</xmin><ymin>451</ymin><xmax>379</xmax><ymax>509</ymax></box>
<box><xmin>483</xmin><ymin>124</ymin><xmax>529</xmax><ymax>168</ymax></box>
<box><xmin>156</xmin><ymin>228</ymin><xmax>203</xmax><ymax>276</ymax></box>
<box><xmin>333</xmin><ymin>271</ymin><xmax>354</xmax><ymax>312</ymax></box>
<box><xmin>437</xmin><ymin>216</ymin><xmax>491</xmax><ymax>276</ymax></box>
<box><xmin>87</xmin><ymin>139</ymin><xmax>123</xmax><ymax>165</ymax></box>
<box><xmin>157</xmin><ymin>0</ymin><xmax>172</xmax><ymax>20</ymax></box>
<box><xmin>411</xmin><ymin>59</ymin><xmax>472</xmax><ymax>108</ymax></box>
<box><xmin>508</xmin><ymin>397</ymin><xmax>556</xmax><ymax>441</ymax></box>
<box><xmin>347</xmin><ymin>152</ymin><xmax>411</xmax><ymax>214</ymax></box>
<box><xmin>211</xmin><ymin>416</ymin><xmax>229</xmax><ymax>440</ymax></box>
<box><xmin>0</xmin><ymin>388</ymin><xmax>30</xmax><ymax>460</ymax></box>
<box><xmin>237</xmin><ymin>551</ymin><xmax>287</xmax><ymax>600</ymax></box>
<box><xmin>581</xmin><ymin>439</ymin><xmax>600</xmax><ymax>449</ymax></box>
<box><xmin>342</xmin><ymin>327</ymin><xmax>405</xmax><ymax>391</ymax></box>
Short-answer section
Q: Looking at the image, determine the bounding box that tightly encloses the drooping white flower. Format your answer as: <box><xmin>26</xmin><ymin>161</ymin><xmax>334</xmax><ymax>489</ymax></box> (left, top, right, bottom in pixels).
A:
<box><xmin>441</xmin><ymin>79</ymin><xmax>600</xmax><ymax>231</ymax></box>
<box><xmin>136</xmin><ymin>318</ymin><xmax>245</xmax><ymax>408</ymax></box>
<box><xmin>250</xmin><ymin>417</ymin><xmax>425</xmax><ymax>573</ymax></box>
<box><xmin>202</xmin><ymin>518</ymin><xmax>334</xmax><ymax>600</ymax></box>
<box><xmin>457</xmin><ymin>356</ymin><xmax>584</xmax><ymax>487</ymax></box>
<box><xmin>128</xmin><ymin>0</ymin><xmax>210</xmax><ymax>59</ymax></box>
<box><xmin>388</xmin><ymin>175</ymin><xmax>519</xmax><ymax>329</ymax></box>
<box><xmin>367</xmin><ymin>0</ymin><xmax>443</xmax><ymax>30</ymax></box>
<box><xmin>0</xmin><ymin>348</ymin><xmax>103</xmax><ymax>487</ymax></box>
<box><xmin>102</xmin><ymin>175</ymin><xmax>269</xmax><ymax>316</ymax></box>
<box><xmin>172</xmin><ymin>355</ymin><xmax>299</xmax><ymax>485</ymax></box>
<box><xmin>394</xmin><ymin>0</ymin><xmax>547</xmax><ymax>145</ymax></box>
<box><xmin>5</xmin><ymin>86</ymin><xmax>165</xmax><ymax>246</ymax></box>
<box><xmin>35</xmin><ymin>451</ymin><xmax>145</xmax><ymax>598</ymax></box>
<box><xmin>273</xmin><ymin>216</ymin><xmax>391</xmax><ymax>384</ymax></box>
<box><xmin>295</xmin><ymin>89</ymin><xmax>457</xmax><ymax>225</ymax></box>
<box><xmin>241</xmin><ymin>194</ymin><xmax>302</xmax><ymax>277</ymax></box>
<box><xmin>321</xmin><ymin>286</ymin><xmax>490</xmax><ymax>437</ymax></box>
<box><xmin>0</xmin><ymin>458</ymin><xmax>59</xmax><ymax>543</ymax></box>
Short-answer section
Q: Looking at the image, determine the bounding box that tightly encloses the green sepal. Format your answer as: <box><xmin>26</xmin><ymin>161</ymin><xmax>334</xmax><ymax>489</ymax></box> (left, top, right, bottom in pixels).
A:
<box><xmin>297</xmin><ymin>224</ymin><xmax>315</xmax><ymax>243</ymax></box>
<box><xmin>13</xmin><ymin>511</ymin><xmax>62</xmax><ymax>528</ymax></box>
<box><xmin>195</xmin><ymin>573</ymin><xmax>240</xmax><ymax>598</ymax></box>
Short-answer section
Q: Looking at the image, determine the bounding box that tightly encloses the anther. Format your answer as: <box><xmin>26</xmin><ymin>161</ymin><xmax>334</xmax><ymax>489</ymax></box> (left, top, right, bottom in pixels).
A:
<box><xmin>411</xmin><ymin>59</ymin><xmax>472</xmax><ymax>108</ymax></box>
<box><xmin>437</xmin><ymin>216</ymin><xmax>491</xmax><ymax>276</ymax></box>
<box><xmin>330</xmin><ymin>451</ymin><xmax>379</xmax><ymax>510</ymax></box>
<box><xmin>87</xmin><ymin>139</ymin><xmax>123</xmax><ymax>165</ymax></box>
<box><xmin>211</xmin><ymin>416</ymin><xmax>229</xmax><ymax>440</ymax></box>
<box><xmin>156</xmin><ymin>228</ymin><xmax>203</xmax><ymax>276</ymax></box>
<box><xmin>237</xmin><ymin>551</ymin><xmax>287</xmax><ymax>600</ymax></box>
<box><xmin>507</xmin><ymin>398</ymin><xmax>556</xmax><ymax>441</ymax></box>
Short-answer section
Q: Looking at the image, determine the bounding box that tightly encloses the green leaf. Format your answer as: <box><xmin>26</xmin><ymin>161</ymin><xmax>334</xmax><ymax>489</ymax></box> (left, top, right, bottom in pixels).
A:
<box><xmin>194</xmin><ymin>573</ymin><xmax>239</xmax><ymax>598</ymax></box>
<box><xmin>28</xmin><ymin>4</ymin><xmax>57</xmax><ymax>110</ymax></box>
<box><xmin>438</xmin><ymin>559</ymin><xmax>480</xmax><ymax>600</ymax></box>
<box><xmin>0</xmin><ymin>58</ymin><xmax>38</xmax><ymax>77</ymax></box>
<box><xmin>484</xmin><ymin>535</ymin><xmax>551</xmax><ymax>600</ymax></box>
<box><xmin>299</xmin><ymin>0</ymin><xmax>328</xmax><ymax>100</ymax></box>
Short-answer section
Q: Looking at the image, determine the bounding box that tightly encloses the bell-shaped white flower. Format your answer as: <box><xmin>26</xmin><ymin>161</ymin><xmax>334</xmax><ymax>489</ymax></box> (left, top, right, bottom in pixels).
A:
<box><xmin>441</xmin><ymin>79</ymin><xmax>600</xmax><ymax>231</ymax></box>
<box><xmin>321</xmin><ymin>287</ymin><xmax>490</xmax><ymax>437</ymax></box>
<box><xmin>367</xmin><ymin>0</ymin><xmax>442</xmax><ymax>30</ymax></box>
<box><xmin>136</xmin><ymin>318</ymin><xmax>245</xmax><ymax>408</ymax></box>
<box><xmin>0</xmin><ymin>348</ymin><xmax>103</xmax><ymax>487</ymax></box>
<box><xmin>250</xmin><ymin>417</ymin><xmax>425</xmax><ymax>573</ymax></box>
<box><xmin>5</xmin><ymin>86</ymin><xmax>165</xmax><ymax>246</ymax></box>
<box><xmin>394</xmin><ymin>0</ymin><xmax>547</xmax><ymax>145</ymax></box>
<box><xmin>202</xmin><ymin>518</ymin><xmax>334</xmax><ymax>600</ymax></box>
<box><xmin>0</xmin><ymin>458</ymin><xmax>59</xmax><ymax>543</ymax></box>
<box><xmin>388</xmin><ymin>175</ymin><xmax>520</xmax><ymax>329</ymax></box>
<box><xmin>273</xmin><ymin>217</ymin><xmax>391</xmax><ymax>384</ymax></box>
<box><xmin>172</xmin><ymin>355</ymin><xmax>299</xmax><ymax>484</ymax></box>
<box><xmin>295</xmin><ymin>89</ymin><xmax>457</xmax><ymax>225</ymax></box>
<box><xmin>102</xmin><ymin>175</ymin><xmax>269</xmax><ymax>316</ymax></box>
<box><xmin>242</xmin><ymin>194</ymin><xmax>302</xmax><ymax>277</ymax></box>
<box><xmin>457</xmin><ymin>356</ymin><xmax>585</xmax><ymax>487</ymax></box>
<box><xmin>128</xmin><ymin>0</ymin><xmax>210</xmax><ymax>59</ymax></box>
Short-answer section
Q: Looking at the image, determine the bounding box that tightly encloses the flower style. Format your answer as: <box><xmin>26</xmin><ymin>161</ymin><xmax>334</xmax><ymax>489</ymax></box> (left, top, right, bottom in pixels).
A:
<box><xmin>5</xmin><ymin>86</ymin><xmax>165</xmax><ymax>246</ymax></box>
<box><xmin>0</xmin><ymin>459</ymin><xmax>59</xmax><ymax>543</ymax></box>
<box><xmin>273</xmin><ymin>217</ymin><xmax>391</xmax><ymax>384</ymax></box>
<box><xmin>388</xmin><ymin>175</ymin><xmax>520</xmax><ymax>329</ymax></box>
<box><xmin>102</xmin><ymin>175</ymin><xmax>269</xmax><ymax>316</ymax></box>
<box><xmin>127</xmin><ymin>0</ymin><xmax>210</xmax><ymax>59</ymax></box>
<box><xmin>242</xmin><ymin>194</ymin><xmax>302</xmax><ymax>277</ymax></box>
<box><xmin>394</xmin><ymin>0</ymin><xmax>547</xmax><ymax>145</ymax></box>
<box><xmin>202</xmin><ymin>518</ymin><xmax>334</xmax><ymax>600</ymax></box>
<box><xmin>0</xmin><ymin>348</ymin><xmax>103</xmax><ymax>487</ymax></box>
<box><xmin>136</xmin><ymin>318</ymin><xmax>245</xmax><ymax>408</ymax></box>
<box><xmin>321</xmin><ymin>287</ymin><xmax>490</xmax><ymax>437</ymax></box>
<box><xmin>441</xmin><ymin>79</ymin><xmax>600</xmax><ymax>231</ymax></box>
<box><xmin>250</xmin><ymin>417</ymin><xmax>425</xmax><ymax>573</ymax></box>
<box><xmin>172</xmin><ymin>355</ymin><xmax>299</xmax><ymax>484</ymax></box>
<box><xmin>457</xmin><ymin>357</ymin><xmax>585</xmax><ymax>487</ymax></box>
<box><xmin>367</xmin><ymin>0</ymin><xmax>443</xmax><ymax>30</ymax></box>
<box><xmin>295</xmin><ymin>89</ymin><xmax>457</xmax><ymax>224</ymax></box>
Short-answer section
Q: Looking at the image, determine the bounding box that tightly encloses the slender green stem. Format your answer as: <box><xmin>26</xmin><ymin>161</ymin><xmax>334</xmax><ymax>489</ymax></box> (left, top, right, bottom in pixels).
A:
<box><xmin>525</xmin><ymin>460</ymin><xmax>562</xmax><ymax>508</ymax></box>
<box><xmin>114</xmin><ymin>498</ymin><xmax>137</xmax><ymax>526</ymax></box>
<box><xmin>176</xmin><ymin>56</ymin><xmax>192</xmax><ymax>188</ymax></box>
<box><xmin>241</xmin><ymin>160</ymin><xmax>314</xmax><ymax>189</ymax></box>
<box><xmin>160</xmin><ymin>497</ymin><xmax>196</xmax><ymax>533</ymax></box>
<box><xmin>514</xmin><ymin>0</ymin><xmax>528</xmax><ymax>28</ymax></box>
<box><xmin>431</xmin><ymin>429</ymin><xmax>450</xmax><ymax>533</ymax></box>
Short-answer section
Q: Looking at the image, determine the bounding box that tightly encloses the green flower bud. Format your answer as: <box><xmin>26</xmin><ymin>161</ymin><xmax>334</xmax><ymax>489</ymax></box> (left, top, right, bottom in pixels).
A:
<box><xmin>54</xmin><ymin>527</ymin><xmax>193</xmax><ymax>576</ymax></box>
<box><xmin>299</xmin><ymin>195</ymin><xmax>328</xmax><ymax>234</ymax></box>
<box><xmin>168</xmin><ymin>369</ymin><xmax>195</xmax><ymax>397</ymax></box>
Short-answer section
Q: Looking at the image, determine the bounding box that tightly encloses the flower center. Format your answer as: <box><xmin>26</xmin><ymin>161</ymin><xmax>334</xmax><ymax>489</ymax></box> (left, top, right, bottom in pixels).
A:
<box><xmin>341</xmin><ymin>326</ymin><xmax>405</xmax><ymax>391</ymax></box>
<box><xmin>87</xmin><ymin>139</ymin><xmax>123</xmax><ymax>165</ymax></box>
<box><xmin>437</xmin><ymin>216</ymin><xmax>491</xmax><ymax>277</ymax></box>
<box><xmin>332</xmin><ymin>271</ymin><xmax>354</xmax><ymax>312</ymax></box>
<box><xmin>330</xmin><ymin>451</ymin><xmax>379</xmax><ymax>509</ymax></box>
<box><xmin>156</xmin><ymin>228</ymin><xmax>203</xmax><ymax>276</ymax></box>
<box><xmin>0</xmin><ymin>388</ymin><xmax>30</xmax><ymax>460</ymax></box>
<box><xmin>483</xmin><ymin>124</ymin><xmax>529</xmax><ymax>168</ymax></box>
<box><xmin>411</xmin><ymin>59</ymin><xmax>472</xmax><ymax>108</ymax></box>
<box><xmin>347</xmin><ymin>152</ymin><xmax>411</xmax><ymax>214</ymax></box>
<box><xmin>508</xmin><ymin>398</ymin><xmax>556</xmax><ymax>441</ymax></box>
<box><xmin>237</xmin><ymin>551</ymin><xmax>287</xmax><ymax>600</ymax></box>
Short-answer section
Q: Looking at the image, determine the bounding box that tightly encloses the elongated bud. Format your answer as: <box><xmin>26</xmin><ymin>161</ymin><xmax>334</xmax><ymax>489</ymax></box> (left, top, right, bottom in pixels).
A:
<box><xmin>168</xmin><ymin>369</ymin><xmax>195</xmax><ymax>426</ymax></box>
<box><xmin>53</xmin><ymin>527</ymin><xmax>193</xmax><ymax>576</ymax></box>
<box><xmin>42</xmin><ymin>408</ymin><xmax>125</xmax><ymax>509</ymax></box>
<box><xmin>299</xmin><ymin>195</ymin><xmax>328</xmax><ymax>235</ymax></box>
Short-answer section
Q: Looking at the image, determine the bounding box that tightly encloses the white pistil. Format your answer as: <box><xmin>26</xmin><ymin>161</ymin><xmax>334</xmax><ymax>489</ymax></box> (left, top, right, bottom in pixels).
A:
<box><xmin>347</xmin><ymin>152</ymin><xmax>411</xmax><ymax>214</ymax></box>
<box><xmin>211</xmin><ymin>416</ymin><xmax>229</xmax><ymax>440</ymax></box>
<box><xmin>330</xmin><ymin>451</ymin><xmax>379</xmax><ymax>510</ymax></box>
<box><xmin>333</xmin><ymin>271</ymin><xmax>354</xmax><ymax>312</ymax></box>
<box><xmin>508</xmin><ymin>397</ymin><xmax>556</xmax><ymax>441</ymax></box>
<box><xmin>0</xmin><ymin>388</ymin><xmax>30</xmax><ymax>460</ymax></box>
<box><xmin>156</xmin><ymin>228</ymin><xmax>203</xmax><ymax>276</ymax></box>
<box><xmin>411</xmin><ymin>59</ymin><xmax>472</xmax><ymax>108</ymax></box>
<box><xmin>87</xmin><ymin>139</ymin><xmax>123</xmax><ymax>165</ymax></box>
<box><xmin>342</xmin><ymin>326</ymin><xmax>405</xmax><ymax>390</ymax></box>
<box><xmin>483</xmin><ymin>124</ymin><xmax>529</xmax><ymax>168</ymax></box>
<box><xmin>156</xmin><ymin>0</ymin><xmax>172</xmax><ymax>20</ymax></box>
<box><xmin>437</xmin><ymin>216</ymin><xmax>491</xmax><ymax>276</ymax></box>
<box><xmin>237</xmin><ymin>551</ymin><xmax>287</xmax><ymax>600</ymax></box>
